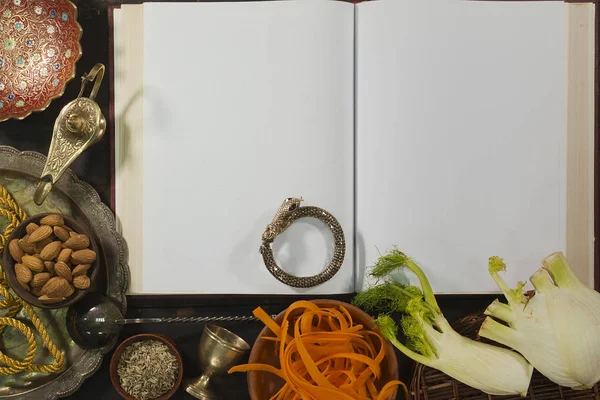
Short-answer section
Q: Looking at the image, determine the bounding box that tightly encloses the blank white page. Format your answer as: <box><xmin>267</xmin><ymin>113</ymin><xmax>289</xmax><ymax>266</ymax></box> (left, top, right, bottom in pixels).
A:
<box><xmin>137</xmin><ymin>1</ymin><xmax>355</xmax><ymax>294</ymax></box>
<box><xmin>356</xmin><ymin>0</ymin><xmax>566</xmax><ymax>293</ymax></box>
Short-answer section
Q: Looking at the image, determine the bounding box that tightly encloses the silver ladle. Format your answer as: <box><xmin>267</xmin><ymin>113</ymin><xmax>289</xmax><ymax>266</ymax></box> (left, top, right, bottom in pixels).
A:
<box><xmin>66</xmin><ymin>292</ymin><xmax>259</xmax><ymax>349</ymax></box>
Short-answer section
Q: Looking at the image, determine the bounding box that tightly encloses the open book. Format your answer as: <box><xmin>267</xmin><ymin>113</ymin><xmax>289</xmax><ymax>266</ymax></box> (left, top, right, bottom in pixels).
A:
<box><xmin>112</xmin><ymin>0</ymin><xmax>595</xmax><ymax>295</ymax></box>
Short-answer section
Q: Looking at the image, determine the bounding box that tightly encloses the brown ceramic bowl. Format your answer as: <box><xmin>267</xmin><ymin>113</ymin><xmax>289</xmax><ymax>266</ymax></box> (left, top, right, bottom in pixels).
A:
<box><xmin>247</xmin><ymin>299</ymin><xmax>400</xmax><ymax>400</ymax></box>
<box><xmin>3</xmin><ymin>213</ymin><xmax>100</xmax><ymax>309</ymax></box>
<box><xmin>110</xmin><ymin>333</ymin><xmax>184</xmax><ymax>400</ymax></box>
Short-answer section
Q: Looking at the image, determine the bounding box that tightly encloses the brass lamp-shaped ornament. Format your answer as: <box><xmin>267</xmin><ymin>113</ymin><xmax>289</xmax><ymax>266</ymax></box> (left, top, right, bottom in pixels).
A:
<box><xmin>34</xmin><ymin>64</ymin><xmax>106</xmax><ymax>206</ymax></box>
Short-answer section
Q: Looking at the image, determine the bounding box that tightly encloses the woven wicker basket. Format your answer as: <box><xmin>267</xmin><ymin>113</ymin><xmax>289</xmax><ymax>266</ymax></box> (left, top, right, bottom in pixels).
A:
<box><xmin>410</xmin><ymin>314</ymin><xmax>600</xmax><ymax>400</ymax></box>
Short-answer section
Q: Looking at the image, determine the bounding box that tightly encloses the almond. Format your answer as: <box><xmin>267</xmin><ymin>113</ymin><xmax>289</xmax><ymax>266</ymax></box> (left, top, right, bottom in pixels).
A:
<box><xmin>19</xmin><ymin>281</ymin><xmax>30</xmax><ymax>291</ymax></box>
<box><xmin>26</xmin><ymin>222</ymin><xmax>39</xmax><ymax>235</ymax></box>
<box><xmin>38</xmin><ymin>295</ymin><xmax>65</xmax><ymax>304</ymax></box>
<box><xmin>15</xmin><ymin>263</ymin><xmax>32</xmax><ymax>284</ymax></box>
<box><xmin>63</xmin><ymin>234</ymin><xmax>90</xmax><ymax>250</ymax></box>
<box><xmin>40</xmin><ymin>241</ymin><xmax>62</xmax><ymax>261</ymax></box>
<box><xmin>53</xmin><ymin>226</ymin><xmax>70</xmax><ymax>242</ymax></box>
<box><xmin>28</xmin><ymin>225</ymin><xmax>52</xmax><ymax>243</ymax></box>
<box><xmin>54</xmin><ymin>262</ymin><xmax>72</xmax><ymax>282</ymax></box>
<box><xmin>72</xmin><ymin>263</ymin><xmax>91</xmax><ymax>277</ymax></box>
<box><xmin>73</xmin><ymin>275</ymin><xmax>90</xmax><ymax>290</ymax></box>
<box><xmin>62</xmin><ymin>225</ymin><xmax>73</xmax><ymax>233</ymax></box>
<box><xmin>41</xmin><ymin>277</ymin><xmax>73</xmax><ymax>298</ymax></box>
<box><xmin>44</xmin><ymin>261</ymin><xmax>56</xmax><ymax>274</ymax></box>
<box><xmin>31</xmin><ymin>272</ymin><xmax>52</xmax><ymax>288</ymax></box>
<box><xmin>8</xmin><ymin>239</ymin><xmax>24</xmax><ymax>262</ymax></box>
<box><xmin>69</xmin><ymin>231</ymin><xmax>77</xmax><ymax>238</ymax></box>
<box><xmin>39</xmin><ymin>214</ymin><xmax>64</xmax><ymax>227</ymax></box>
<box><xmin>71</xmin><ymin>249</ymin><xmax>96</xmax><ymax>264</ymax></box>
<box><xmin>34</xmin><ymin>237</ymin><xmax>53</xmax><ymax>254</ymax></box>
<box><xmin>56</xmin><ymin>248</ymin><xmax>72</xmax><ymax>264</ymax></box>
<box><xmin>18</xmin><ymin>237</ymin><xmax>35</xmax><ymax>254</ymax></box>
<box><xmin>32</xmin><ymin>286</ymin><xmax>43</xmax><ymax>297</ymax></box>
<box><xmin>21</xmin><ymin>255</ymin><xmax>45</xmax><ymax>273</ymax></box>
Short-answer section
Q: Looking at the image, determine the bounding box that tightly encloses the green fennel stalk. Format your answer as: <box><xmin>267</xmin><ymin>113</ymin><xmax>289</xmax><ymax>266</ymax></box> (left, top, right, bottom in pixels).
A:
<box><xmin>353</xmin><ymin>248</ymin><xmax>533</xmax><ymax>397</ymax></box>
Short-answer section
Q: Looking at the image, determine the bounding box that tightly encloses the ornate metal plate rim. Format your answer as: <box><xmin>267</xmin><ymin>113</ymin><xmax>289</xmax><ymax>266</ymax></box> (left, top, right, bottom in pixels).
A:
<box><xmin>0</xmin><ymin>145</ymin><xmax>129</xmax><ymax>399</ymax></box>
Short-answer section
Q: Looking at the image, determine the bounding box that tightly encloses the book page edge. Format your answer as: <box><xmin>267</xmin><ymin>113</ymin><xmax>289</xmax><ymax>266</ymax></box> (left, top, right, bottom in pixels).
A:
<box><xmin>115</xmin><ymin>4</ymin><xmax>145</xmax><ymax>294</ymax></box>
<box><xmin>566</xmin><ymin>3</ymin><xmax>595</xmax><ymax>288</ymax></box>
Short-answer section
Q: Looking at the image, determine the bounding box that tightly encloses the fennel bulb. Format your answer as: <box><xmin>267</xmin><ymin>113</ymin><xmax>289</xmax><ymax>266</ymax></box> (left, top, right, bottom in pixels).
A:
<box><xmin>479</xmin><ymin>252</ymin><xmax>600</xmax><ymax>390</ymax></box>
<box><xmin>353</xmin><ymin>249</ymin><xmax>533</xmax><ymax>397</ymax></box>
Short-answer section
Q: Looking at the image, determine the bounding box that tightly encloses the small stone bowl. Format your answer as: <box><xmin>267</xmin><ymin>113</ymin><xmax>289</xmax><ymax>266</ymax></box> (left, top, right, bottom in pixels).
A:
<box><xmin>110</xmin><ymin>333</ymin><xmax>184</xmax><ymax>400</ymax></box>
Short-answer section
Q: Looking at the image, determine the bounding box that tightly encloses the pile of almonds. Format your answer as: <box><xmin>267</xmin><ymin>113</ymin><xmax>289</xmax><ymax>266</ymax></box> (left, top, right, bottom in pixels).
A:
<box><xmin>8</xmin><ymin>214</ymin><xmax>96</xmax><ymax>304</ymax></box>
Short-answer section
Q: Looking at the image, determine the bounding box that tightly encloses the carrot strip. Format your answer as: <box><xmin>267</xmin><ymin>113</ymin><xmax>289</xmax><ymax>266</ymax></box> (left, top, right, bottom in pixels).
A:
<box><xmin>253</xmin><ymin>306</ymin><xmax>292</xmax><ymax>343</ymax></box>
<box><xmin>300</xmin><ymin>312</ymin><xmax>315</xmax><ymax>334</ymax></box>
<box><xmin>376</xmin><ymin>380</ymin><xmax>408</xmax><ymax>400</ymax></box>
<box><xmin>294</xmin><ymin>320</ymin><xmax>336</xmax><ymax>389</ymax></box>
<box><xmin>315</xmin><ymin>353</ymin><xmax>381</xmax><ymax>378</ymax></box>
<box><xmin>281</xmin><ymin>301</ymin><xmax>320</xmax><ymax>326</ymax></box>
<box><xmin>329</xmin><ymin>308</ymin><xmax>349</xmax><ymax>330</ymax></box>
<box><xmin>339</xmin><ymin>305</ymin><xmax>354</xmax><ymax>327</ymax></box>
<box><xmin>354</xmin><ymin>332</ymin><xmax>386</xmax><ymax>390</ymax></box>
<box><xmin>228</xmin><ymin>363</ymin><xmax>284</xmax><ymax>379</ymax></box>
<box><xmin>260</xmin><ymin>336</ymin><xmax>281</xmax><ymax>342</ymax></box>
<box><xmin>270</xmin><ymin>383</ymin><xmax>289</xmax><ymax>400</ymax></box>
<box><xmin>367</xmin><ymin>379</ymin><xmax>379</xmax><ymax>399</ymax></box>
<box><xmin>280</xmin><ymin>319</ymin><xmax>290</xmax><ymax>379</ymax></box>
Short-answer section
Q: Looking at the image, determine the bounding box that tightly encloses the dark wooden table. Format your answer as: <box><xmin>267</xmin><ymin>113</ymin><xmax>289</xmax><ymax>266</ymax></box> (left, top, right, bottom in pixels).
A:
<box><xmin>0</xmin><ymin>1</ymin><xmax>497</xmax><ymax>398</ymax></box>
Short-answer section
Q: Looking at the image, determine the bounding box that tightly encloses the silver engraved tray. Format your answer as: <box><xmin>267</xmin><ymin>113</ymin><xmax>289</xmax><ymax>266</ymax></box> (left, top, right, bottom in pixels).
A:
<box><xmin>0</xmin><ymin>146</ymin><xmax>129</xmax><ymax>399</ymax></box>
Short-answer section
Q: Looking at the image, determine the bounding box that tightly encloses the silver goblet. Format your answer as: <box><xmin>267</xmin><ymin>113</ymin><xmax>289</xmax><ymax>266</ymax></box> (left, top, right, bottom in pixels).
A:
<box><xmin>185</xmin><ymin>324</ymin><xmax>251</xmax><ymax>399</ymax></box>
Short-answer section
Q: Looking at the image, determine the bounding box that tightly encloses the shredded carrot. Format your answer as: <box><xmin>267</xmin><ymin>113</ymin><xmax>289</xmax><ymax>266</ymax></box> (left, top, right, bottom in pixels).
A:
<box><xmin>228</xmin><ymin>301</ymin><xmax>408</xmax><ymax>399</ymax></box>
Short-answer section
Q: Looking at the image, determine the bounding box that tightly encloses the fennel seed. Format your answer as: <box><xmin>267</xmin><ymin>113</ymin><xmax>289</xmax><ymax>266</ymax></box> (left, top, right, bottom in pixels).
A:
<box><xmin>117</xmin><ymin>339</ymin><xmax>179</xmax><ymax>400</ymax></box>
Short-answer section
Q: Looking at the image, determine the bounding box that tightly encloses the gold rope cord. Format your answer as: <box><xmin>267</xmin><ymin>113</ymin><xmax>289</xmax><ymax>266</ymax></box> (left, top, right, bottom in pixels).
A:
<box><xmin>0</xmin><ymin>184</ymin><xmax>64</xmax><ymax>375</ymax></box>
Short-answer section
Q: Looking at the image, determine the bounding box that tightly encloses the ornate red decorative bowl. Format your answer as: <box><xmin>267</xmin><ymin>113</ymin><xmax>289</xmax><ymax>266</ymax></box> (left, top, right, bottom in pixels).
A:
<box><xmin>0</xmin><ymin>0</ymin><xmax>82</xmax><ymax>121</ymax></box>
